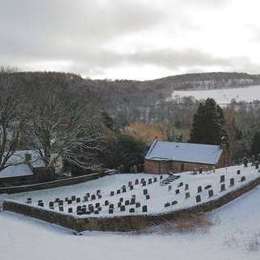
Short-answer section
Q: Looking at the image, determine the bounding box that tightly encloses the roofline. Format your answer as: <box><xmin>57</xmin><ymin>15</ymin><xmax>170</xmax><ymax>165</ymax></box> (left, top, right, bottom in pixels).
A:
<box><xmin>145</xmin><ymin>158</ymin><xmax>218</xmax><ymax>166</ymax></box>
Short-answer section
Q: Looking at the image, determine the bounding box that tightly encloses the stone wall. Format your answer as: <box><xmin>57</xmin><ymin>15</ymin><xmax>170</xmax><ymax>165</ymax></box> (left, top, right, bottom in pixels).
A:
<box><xmin>0</xmin><ymin>172</ymin><xmax>104</xmax><ymax>194</ymax></box>
<box><xmin>3</xmin><ymin>176</ymin><xmax>260</xmax><ymax>232</ymax></box>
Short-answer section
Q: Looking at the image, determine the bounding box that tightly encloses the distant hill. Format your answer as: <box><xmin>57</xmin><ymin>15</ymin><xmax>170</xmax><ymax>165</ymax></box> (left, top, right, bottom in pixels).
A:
<box><xmin>2</xmin><ymin>71</ymin><xmax>260</xmax><ymax>127</ymax></box>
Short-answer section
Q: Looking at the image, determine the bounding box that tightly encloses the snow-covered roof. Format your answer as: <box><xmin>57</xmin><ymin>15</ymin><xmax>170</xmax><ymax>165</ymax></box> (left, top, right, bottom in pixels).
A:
<box><xmin>0</xmin><ymin>164</ymin><xmax>33</xmax><ymax>179</ymax></box>
<box><xmin>0</xmin><ymin>150</ymin><xmax>45</xmax><ymax>179</ymax></box>
<box><xmin>145</xmin><ymin>140</ymin><xmax>223</xmax><ymax>165</ymax></box>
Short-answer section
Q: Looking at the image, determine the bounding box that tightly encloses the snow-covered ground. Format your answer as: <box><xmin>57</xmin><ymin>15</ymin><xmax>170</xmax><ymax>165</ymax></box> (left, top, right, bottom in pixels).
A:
<box><xmin>172</xmin><ymin>85</ymin><xmax>260</xmax><ymax>104</ymax></box>
<box><xmin>7</xmin><ymin>164</ymin><xmax>260</xmax><ymax>218</ymax></box>
<box><xmin>1</xmin><ymin>184</ymin><xmax>260</xmax><ymax>260</ymax></box>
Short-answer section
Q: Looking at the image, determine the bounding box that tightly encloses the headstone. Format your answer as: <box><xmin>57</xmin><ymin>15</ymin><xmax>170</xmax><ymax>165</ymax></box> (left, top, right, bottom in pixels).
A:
<box><xmin>160</xmin><ymin>175</ymin><xmax>163</xmax><ymax>180</ymax></box>
<box><xmin>197</xmin><ymin>186</ymin><xmax>202</xmax><ymax>193</ymax></box>
<box><xmin>68</xmin><ymin>200</ymin><xmax>72</xmax><ymax>205</ymax></box>
<box><xmin>143</xmin><ymin>189</ymin><xmax>148</xmax><ymax>195</ymax></box>
<box><xmin>146</xmin><ymin>195</ymin><xmax>150</xmax><ymax>200</ymax></box>
<box><xmin>59</xmin><ymin>206</ymin><xmax>64</xmax><ymax>212</ymax></box>
<box><xmin>76</xmin><ymin>198</ymin><xmax>81</xmax><ymax>203</ymax></box>
<box><xmin>109</xmin><ymin>209</ymin><xmax>113</xmax><ymax>214</ymax></box>
<box><xmin>208</xmin><ymin>190</ymin><xmax>214</xmax><ymax>197</ymax></box>
<box><xmin>119</xmin><ymin>197</ymin><xmax>124</xmax><ymax>202</ymax></box>
<box><xmin>237</xmin><ymin>170</ymin><xmax>240</xmax><ymax>175</ymax></box>
<box><xmin>105</xmin><ymin>200</ymin><xmax>109</xmax><ymax>206</ymax></box>
<box><xmin>129</xmin><ymin>208</ymin><xmax>135</xmax><ymax>213</ymax></box>
<box><xmin>26</xmin><ymin>198</ymin><xmax>32</xmax><ymax>204</ymax></box>
<box><xmin>168</xmin><ymin>185</ymin><xmax>172</xmax><ymax>191</ymax></box>
<box><xmin>185</xmin><ymin>184</ymin><xmax>189</xmax><ymax>190</ymax></box>
<box><xmin>117</xmin><ymin>189</ymin><xmax>121</xmax><ymax>194</ymax></box>
<box><xmin>185</xmin><ymin>192</ymin><xmax>190</xmax><ymax>199</ymax></box>
<box><xmin>153</xmin><ymin>177</ymin><xmax>157</xmax><ymax>182</ymax></box>
<box><xmin>196</xmin><ymin>195</ymin><xmax>201</xmax><ymax>203</ymax></box>
<box><xmin>91</xmin><ymin>194</ymin><xmax>96</xmax><ymax>200</ymax></box>
<box><xmin>109</xmin><ymin>204</ymin><xmax>114</xmax><ymax>209</ymax></box>
<box><xmin>129</xmin><ymin>186</ymin><xmax>134</xmax><ymax>190</ymax></box>
<box><xmin>72</xmin><ymin>196</ymin><xmax>76</xmax><ymax>201</ymax></box>
<box><xmin>136</xmin><ymin>202</ymin><xmax>141</xmax><ymax>208</ymax></box>
<box><xmin>230</xmin><ymin>178</ymin><xmax>235</xmax><ymax>186</ymax></box>
<box><xmin>205</xmin><ymin>185</ymin><xmax>212</xmax><ymax>190</ymax></box>
<box><xmin>68</xmin><ymin>208</ymin><xmax>73</xmax><ymax>213</ymax></box>
<box><xmin>171</xmin><ymin>200</ymin><xmax>178</xmax><ymax>206</ymax></box>
<box><xmin>178</xmin><ymin>182</ymin><xmax>183</xmax><ymax>187</ymax></box>
<box><xmin>148</xmin><ymin>178</ymin><xmax>152</xmax><ymax>184</ymax></box>
<box><xmin>175</xmin><ymin>189</ymin><xmax>180</xmax><ymax>195</ymax></box>
<box><xmin>95</xmin><ymin>202</ymin><xmax>100</xmax><ymax>208</ymax></box>
<box><xmin>94</xmin><ymin>210</ymin><xmax>99</xmax><ymax>215</ymax></box>
<box><xmin>241</xmin><ymin>176</ymin><xmax>246</xmax><ymax>182</ymax></box>
<box><xmin>220</xmin><ymin>183</ymin><xmax>226</xmax><ymax>191</ymax></box>
<box><xmin>220</xmin><ymin>175</ymin><xmax>225</xmax><ymax>183</ymax></box>
<box><xmin>142</xmin><ymin>205</ymin><xmax>148</xmax><ymax>213</ymax></box>
<box><xmin>96</xmin><ymin>190</ymin><xmax>101</xmax><ymax>194</ymax></box>
<box><xmin>135</xmin><ymin>179</ymin><xmax>139</xmax><ymax>185</ymax></box>
<box><xmin>142</xmin><ymin>182</ymin><xmax>146</xmax><ymax>187</ymax></box>
<box><xmin>120</xmin><ymin>206</ymin><xmax>126</xmax><ymax>211</ymax></box>
<box><xmin>130</xmin><ymin>198</ymin><xmax>136</xmax><ymax>205</ymax></box>
<box><xmin>110</xmin><ymin>191</ymin><xmax>115</xmax><ymax>196</ymax></box>
<box><xmin>122</xmin><ymin>187</ymin><xmax>126</xmax><ymax>193</ymax></box>
<box><xmin>164</xmin><ymin>202</ymin><xmax>171</xmax><ymax>207</ymax></box>
<box><xmin>98</xmin><ymin>195</ymin><xmax>102</xmax><ymax>199</ymax></box>
<box><xmin>125</xmin><ymin>200</ymin><xmax>130</xmax><ymax>206</ymax></box>
<box><xmin>118</xmin><ymin>202</ymin><xmax>122</xmax><ymax>208</ymax></box>
<box><xmin>128</xmin><ymin>181</ymin><xmax>132</xmax><ymax>187</ymax></box>
<box><xmin>49</xmin><ymin>201</ymin><xmax>54</xmax><ymax>207</ymax></box>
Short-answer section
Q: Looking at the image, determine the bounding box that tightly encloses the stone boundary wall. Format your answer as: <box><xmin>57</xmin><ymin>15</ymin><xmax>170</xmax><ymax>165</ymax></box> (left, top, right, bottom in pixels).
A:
<box><xmin>3</xmin><ymin>176</ymin><xmax>260</xmax><ymax>232</ymax></box>
<box><xmin>0</xmin><ymin>172</ymin><xmax>104</xmax><ymax>194</ymax></box>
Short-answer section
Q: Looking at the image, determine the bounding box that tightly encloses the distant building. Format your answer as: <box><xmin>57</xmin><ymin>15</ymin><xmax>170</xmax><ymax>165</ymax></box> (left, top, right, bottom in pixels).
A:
<box><xmin>144</xmin><ymin>140</ymin><xmax>228</xmax><ymax>174</ymax></box>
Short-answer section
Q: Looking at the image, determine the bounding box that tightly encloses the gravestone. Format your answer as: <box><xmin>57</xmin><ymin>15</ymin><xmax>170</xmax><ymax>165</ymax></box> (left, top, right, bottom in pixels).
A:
<box><xmin>143</xmin><ymin>189</ymin><xmax>148</xmax><ymax>195</ymax></box>
<box><xmin>175</xmin><ymin>189</ymin><xmax>180</xmax><ymax>194</ymax></box>
<box><xmin>130</xmin><ymin>198</ymin><xmax>136</xmax><ymax>205</ymax></box>
<box><xmin>185</xmin><ymin>184</ymin><xmax>189</xmax><ymax>190</ymax></box>
<box><xmin>168</xmin><ymin>185</ymin><xmax>172</xmax><ymax>191</ymax></box>
<box><xmin>125</xmin><ymin>200</ymin><xmax>130</xmax><ymax>206</ymax></box>
<box><xmin>160</xmin><ymin>176</ymin><xmax>163</xmax><ymax>180</ymax></box>
<box><xmin>172</xmin><ymin>200</ymin><xmax>178</xmax><ymax>205</ymax></box>
<box><xmin>118</xmin><ymin>202</ymin><xmax>122</xmax><ymax>208</ymax></box>
<box><xmin>208</xmin><ymin>190</ymin><xmax>214</xmax><ymax>197</ymax></box>
<box><xmin>142</xmin><ymin>205</ymin><xmax>148</xmax><ymax>212</ymax></box>
<box><xmin>205</xmin><ymin>185</ymin><xmax>212</xmax><ymax>190</ymax></box>
<box><xmin>72</xmin><ymin>196</ymin><xmax>76</xmax><ymax>201</ymax></box>
<box><xmin>109</xmin><ymin>204</ymin><xmax>114</xmax><ymax>209</ymax></box>
<box><xmin>76</xmin><ymin>198</ymin><xmax>81</xmax><ymax>203</ymax></box>
<box><xmin>164</xmin><ymin>202</ymin><xmax>170</xmax><ymax>207</ymax></box>
<box><xmin>135</xmin><ymin>179</ymin><xmax>139</xmax><ymax>185</ymax></box>
<box><xmin>220</xmin><ymin>183</ymin><xmax>226</xmax><ymax>191</ymax></box>
<box><xmin>154</xmin><ymin>177</ymin><xmax>157</xmax><ymax>182</ymax></box>
<box><xmin>110</xmin><ymin>191</ymin><xmax>115</xmax><ymax>196</ymax></box>
<box><xmin>148</xmin><ymin>178</ymin><xmax>152</xmax><ymax>184</ymax></box>
<box><xmin>237</xmin><ymin>170</ymin><xmax>240</xmax><ymax>175</ymax></box>
<box><xmin>230</xmin><ymin>178</ymin><xmax>235</xmax><ymax>186</ymax></box>
<box><xmin>129</xmin><ymin>186</ymin><xmax>134</xmax><ymax>190</ymax></box>
<box><xmin>178</xmin><ymin>182</ymin><xmax>183</xmax><ymax>187</ymax></box>
<box><xmin>129</xmin><ymin>208</ymin><xmax>135</xmax><ymax>213</ymax></box>
<box><xmin>220</xmin><ymin>175</ymin><xmax>225</xmax><ymax>183</ymax></box>
<box><xmin>197</xmin><ymin>186</ymin><xmax>202</xmax><ymax>193</ymax></box>
<box><xmin>136</xmin><ymin>202</ymin><xmax>141</xmax><ymax>208</ymax></box>
<box><xmin>109</xmin><ymin>208</ymin><xmax>113</xmax><ymax>214</ymax></box>
<box><xmin>91</xmin><ymin>194</ymin><xmax>96</xmax><ymax>200</ymax></box>
<box><xmin>117</xmin><ymin>189</ymin><xmax>121</xmax><ymax>194</ymax></box>
<box><xmin>95</xmin><ymin>202</ymin><xmax>100</xmax><ymax>208</ymax></box>
<box><xmin>68</xmin><ymin>208</ymin><xmax>73</xmax><ymax>213</ymax></box>
<box><xmin>196</xmin><ymin>195</ymin><xmax>201</xmax><ymax>203</ymax></box>
<box><xmin>120</xmin><ymin>206</ymin><xmax>126</xmax><ymax>212</ymax></box>
<box><xmin>59</xmin><ymin>206</ymin><xmax>64</xmax><ymax>212</ymax></box>
<box><xmin>146</xmin><ymin>195</ymin><xmax>150</xmax><ymax>200</ymax></box>
<box><xmin>185</xmin><ymin>192</ymin><xmax>190</xmax><ymax>199</ymax></box>
<box><xmin>119</xmin><ymin>198</ymin><xmax>124</xmax><ymax>202</ymax></box>
<box><xmin>241</xmin><ymin>176</ymin><xmax>246</xmax><ymax>182</ymax></box>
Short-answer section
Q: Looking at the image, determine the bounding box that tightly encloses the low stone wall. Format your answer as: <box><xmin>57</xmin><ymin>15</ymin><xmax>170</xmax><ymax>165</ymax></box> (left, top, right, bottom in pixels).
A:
<box><xmin>0</xmin><ymin>172</ymin><xmax>104</xmax><ymax>194</ymax></box>
<box><xmin>3</xmin><ymin>176</ymin><xmax>260</xmax><ymax>232</ymax></box>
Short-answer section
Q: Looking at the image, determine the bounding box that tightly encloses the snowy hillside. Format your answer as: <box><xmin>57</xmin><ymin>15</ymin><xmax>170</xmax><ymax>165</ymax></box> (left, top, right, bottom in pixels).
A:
<box><xmin>172</xmin><ymin>85</ymin><xmax>260</xmax><ymax>104</ymax></box>
<box><xmin>1</xmin><ymin>185</ymin><xmax>260</xmax><ymax>260</ymax></box>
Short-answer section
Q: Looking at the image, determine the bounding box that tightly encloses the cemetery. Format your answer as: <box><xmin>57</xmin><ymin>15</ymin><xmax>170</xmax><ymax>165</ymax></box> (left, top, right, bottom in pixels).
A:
<box><xmin>3</xmin><ymin>162</ymin><xmax>260</xmax><ymax>231</ymax></box>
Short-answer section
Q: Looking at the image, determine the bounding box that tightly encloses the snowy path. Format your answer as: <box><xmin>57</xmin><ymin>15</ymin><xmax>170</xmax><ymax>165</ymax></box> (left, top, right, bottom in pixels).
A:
<box><xmin>1</xmin><ymin>186</ymin><xmax>260</xmax><ymax>260</ymax></box>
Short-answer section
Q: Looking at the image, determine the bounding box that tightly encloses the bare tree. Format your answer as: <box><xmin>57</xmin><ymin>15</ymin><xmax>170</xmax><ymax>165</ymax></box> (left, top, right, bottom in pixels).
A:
<box><xmin>0</xmin><ymin>69</ymin><xmax>26</xmax><ymax>172</ymax></box>
<box><xmin>25</xmin><ymin>76</ymin><xmax>105</xmax><ymax>173</ymax></box>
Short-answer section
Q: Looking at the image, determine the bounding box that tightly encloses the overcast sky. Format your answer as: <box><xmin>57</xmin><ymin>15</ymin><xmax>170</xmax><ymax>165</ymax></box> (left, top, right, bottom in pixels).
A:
<box><xmin>1</xmin><ymin>0</ymin><xmax>260</xmax><ymax>80</ymax></box>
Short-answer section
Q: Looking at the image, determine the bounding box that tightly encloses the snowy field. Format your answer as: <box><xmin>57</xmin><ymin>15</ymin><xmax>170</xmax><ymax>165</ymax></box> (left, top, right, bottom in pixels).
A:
<box><xmin>172</xmin><ymin>85</ymin><xmax>260</xmax><ymax>104</ymax></box>
<box><xmin>6</xmin><ymin>164</ymin><xmax>260</xmax><ymax>219</ymax></box>
<box><xmin>1</xmin><ymin>184</ymin><xmax>260</xmax><ymax>260</ymax></box>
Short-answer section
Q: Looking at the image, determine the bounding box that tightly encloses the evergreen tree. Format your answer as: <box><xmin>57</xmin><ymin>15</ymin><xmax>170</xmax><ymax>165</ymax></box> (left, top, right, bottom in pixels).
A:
<box><xmin>190</xmin><ymin>98</ymin><xmax>228</xmax><ymax>145</ymax></box>
<box><xmin>251</xmin><ymin>131</ymin><xmax>260</xmax><ymax>157</ymax></box>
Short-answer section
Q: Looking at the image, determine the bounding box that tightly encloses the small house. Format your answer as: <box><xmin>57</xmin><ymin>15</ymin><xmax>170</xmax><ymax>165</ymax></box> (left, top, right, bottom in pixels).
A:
<box><xmin>144</xmin><ymin>140</ymin><xmax>227</xmax><ymax>174</ymax></box>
